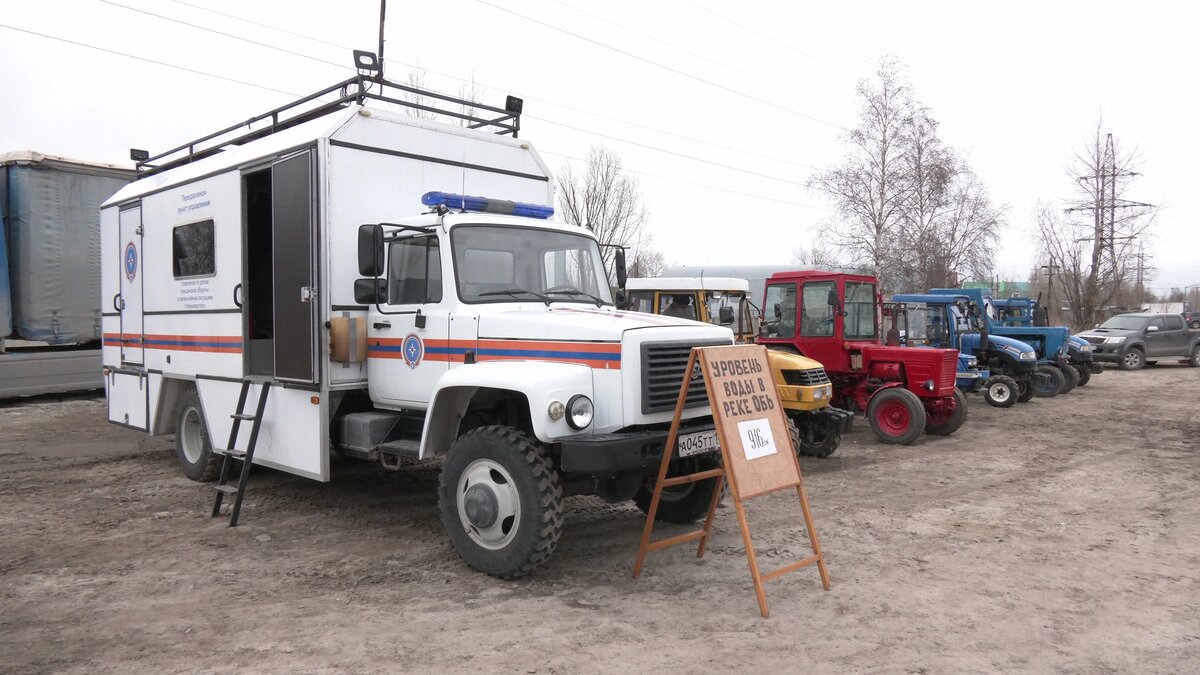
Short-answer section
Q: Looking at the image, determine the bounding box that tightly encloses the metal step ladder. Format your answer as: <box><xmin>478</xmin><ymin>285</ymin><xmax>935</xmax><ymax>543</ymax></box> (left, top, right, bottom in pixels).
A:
<box><xmin>211</xmin><ymin>380</ymin><xmax>271</xmax><ymax>527</ymax></box>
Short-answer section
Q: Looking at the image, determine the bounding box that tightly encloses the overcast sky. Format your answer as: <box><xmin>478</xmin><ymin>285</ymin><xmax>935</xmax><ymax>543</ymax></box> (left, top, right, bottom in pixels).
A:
<box><xmin>3</xmin><ymin>0</ymin><xmax>1196</xmax><ymax>293</ymax></box>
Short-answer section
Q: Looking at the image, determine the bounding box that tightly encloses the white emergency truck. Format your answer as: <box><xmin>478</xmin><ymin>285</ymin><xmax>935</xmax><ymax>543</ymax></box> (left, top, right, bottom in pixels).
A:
<box><xmin>101</xmin><ymin>73</ymin><xmax>731</xmax><ymax>578</ymax></box>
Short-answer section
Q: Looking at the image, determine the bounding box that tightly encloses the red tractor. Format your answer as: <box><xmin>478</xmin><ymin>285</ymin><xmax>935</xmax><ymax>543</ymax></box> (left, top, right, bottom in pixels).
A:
<box><xmin>755</xmin><ymin>270</ymin><xmax>966</xmax><ymax>444</ymax></box>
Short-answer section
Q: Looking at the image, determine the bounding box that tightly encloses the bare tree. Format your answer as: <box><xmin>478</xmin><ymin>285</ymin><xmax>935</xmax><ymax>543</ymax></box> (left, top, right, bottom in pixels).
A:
<box><xmin>456</xmin><ymin>74</ymin><xmax>482</xmax><ymax>128</ymax></box>
<box><xmin>808</xmin><ymin>57</ymin><xmax>915</xmax><ymax>287</ymax></box>
<box><xmin>628</xmin><ymin>248</ymin><xmax>665</xmax><ymax>278</ymax></box>
<box><xmin>398</xmin><ymin>64</ymin><xmax>436</xmax><ymax>120</ymax></box>
<box><xmin>556</xmin><ymin>146</ymin><xmax>648</xmax><ymax>283</ymax></box>
<box><xmin>1037</xmin><ymin>124</ymin><xmax>1154</xmax><ymax>328</ymax></box>
<box><xmin>791</xmin><ymin>239</ymin><xmax>843</xmax><ymax>269</ymax></box>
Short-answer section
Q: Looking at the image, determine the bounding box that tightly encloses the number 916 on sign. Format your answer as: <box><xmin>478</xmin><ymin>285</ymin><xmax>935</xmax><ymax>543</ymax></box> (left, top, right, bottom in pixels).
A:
<box><xmin>678</xmin><ymin>429</ymin><xmax>720</xmax><ymax>458</ymax></box>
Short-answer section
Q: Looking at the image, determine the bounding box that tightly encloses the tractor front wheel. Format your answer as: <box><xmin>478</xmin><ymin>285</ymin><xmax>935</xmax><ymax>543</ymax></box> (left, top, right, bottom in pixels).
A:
<box><xmin>1057</xmin><ymin>362</ymin><xmax>1080</xmax><ymax>394</ymax></box>
<box><xmin>1033</xmin><ymin>365</ymin><xmax>1065</xmax><ymax>397</ymax></box>
<box><xmin>983</xmin><ymin>375</ymin><xmax>1018</xmax><ymax>408</ymax></box>
<box><xmin>925</xmin><ymin>388</ymin><xmax>968</xmax><ymax>436</ymax></box>
<box><xmin>1074</xmin><ymin>365</ymin><xmax>1091</xmax><ymax>387</ymax></box>
<box><xmin>866</xmin><ymin>388</ymin><xmax>926</xmax><ymax>445</ymax></box>
<box><xmin>1016</xmin><ymin>377</ymin><xmax>1036</xmax><ymax>403</ymax></box>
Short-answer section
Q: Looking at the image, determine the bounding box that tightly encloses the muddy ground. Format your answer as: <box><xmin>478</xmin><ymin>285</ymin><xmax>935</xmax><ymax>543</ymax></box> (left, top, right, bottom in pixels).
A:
<box><xmin>2</xmin><ymin>366</ymin><xmax>1198</xmax><ymax>673</ymax></box>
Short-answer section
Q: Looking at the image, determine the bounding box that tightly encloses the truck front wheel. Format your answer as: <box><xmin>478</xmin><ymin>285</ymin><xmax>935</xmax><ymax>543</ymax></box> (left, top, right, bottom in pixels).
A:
<box><xmin>1119</xmin><ymin>347</ymin><xmax>1144</xmax><ymax>371</ymax></box>
<box><xmin>983</xmin><ymin>375</ymin><xmax>1018</xmax><ymax>408</ymax></box>
<box><xmin>634</xmin><ymin>454</ymin><xmax>721</xmax><ymax>524</ymax></box>
<box><xmin>866</xmin><ymin>388</ymin><xmax>926</xmax><ymax>445</ymax></box>
<box><xmin>925</xmin><ymin>388</ymin><xmax>968</xmax><ymax>436</ymax></box>
<box><xmin>438</xmin><ymin>426</ymin><xmax>563</xmax><ymax>579</ymax></box>
<box><xmin>175</xmin><ymin>386</ymin><xmax>221</xmax><ymax>482</ymax></box>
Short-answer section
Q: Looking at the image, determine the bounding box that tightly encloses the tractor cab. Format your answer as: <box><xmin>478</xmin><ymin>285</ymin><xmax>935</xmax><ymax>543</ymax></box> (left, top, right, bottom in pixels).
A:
<box><xmin>625</xmin><ymin>277</ymin><xmax>758</xmax><ymax>342</ymax></box>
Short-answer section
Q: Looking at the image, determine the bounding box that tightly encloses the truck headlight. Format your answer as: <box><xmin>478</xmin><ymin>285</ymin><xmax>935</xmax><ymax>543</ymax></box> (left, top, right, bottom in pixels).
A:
<box><xmin>1105</xmin><ymin>336</ymin><xmax>1126</xmax><ymax>344</ymax></box>
<box><xmin>1019</xmin><ymin>351</ymin><xmax>1036</xmax><ymax>360</ymax></box>
<box><xmin>566</xmin><ymin>394</ymin><xmax>593</xmax><ymax>430</ymax></box>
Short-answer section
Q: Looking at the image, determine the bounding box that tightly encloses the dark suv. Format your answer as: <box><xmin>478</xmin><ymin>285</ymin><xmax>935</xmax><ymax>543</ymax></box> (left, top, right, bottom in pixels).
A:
<box><xmin>1183</xmin><ymin>311</ymin><xmax>1200</xmax><ymax>329</ymax></box>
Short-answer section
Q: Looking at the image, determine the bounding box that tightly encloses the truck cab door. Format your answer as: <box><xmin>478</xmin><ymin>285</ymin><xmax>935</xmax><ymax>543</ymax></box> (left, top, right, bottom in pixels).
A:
<box><xmin>367</xmin><ymin>233</ymin><xmax>450</xmax><ymax>408</ymax></box>
<box><xmin>1144</xmin><ymin>317</ymin><xmax>1167</xmax><ymax>356</ymax></box>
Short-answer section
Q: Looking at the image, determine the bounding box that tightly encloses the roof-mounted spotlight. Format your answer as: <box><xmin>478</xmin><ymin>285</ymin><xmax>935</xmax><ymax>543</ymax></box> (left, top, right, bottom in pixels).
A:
<box><xmin>505</xmin><ymin>96</ymin><xmax>524</xmax><ymax>114</ymax></box>
<box><xmin>353</xmin><ymin>50</ymin><xmax>381</xmax><ymax>75</ymax></box>
<box><xmin>130</xmin><ymin>148</ymin><xmax>149</xmax><ymax>162</ymax></box>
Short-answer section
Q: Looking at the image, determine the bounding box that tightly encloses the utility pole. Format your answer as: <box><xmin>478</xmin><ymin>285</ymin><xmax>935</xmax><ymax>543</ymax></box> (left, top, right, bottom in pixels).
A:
<box><xmin>1065</xmin><ymin>133</ymin><xmax>1154</xmax><ymax>323</ymax></box>
<box><xmin>1041</xmin><ymin>262</ymin><xmax>1060</xmax><ymax>324</ymax></box>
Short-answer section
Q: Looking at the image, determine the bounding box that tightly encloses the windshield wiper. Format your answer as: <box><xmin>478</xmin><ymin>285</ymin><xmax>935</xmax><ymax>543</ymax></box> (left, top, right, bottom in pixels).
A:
<box><xmin>544</xmin><ymin>286</ymin><xmax>604</xmax><ymax>307</ymax></box>
<box><xmin>477</xmin><ymin>287</ymin><xmax>551</xmax><ymax>305</ymax></box>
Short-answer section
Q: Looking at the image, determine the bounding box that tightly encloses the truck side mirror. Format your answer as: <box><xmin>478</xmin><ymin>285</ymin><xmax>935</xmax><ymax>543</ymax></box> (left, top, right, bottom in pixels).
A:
<box><xmin>354</xmin><ymin>278</ymin><xmax>387</xmax><ymax>305</ymax></box>
<box><xmin>827</xmin><ymin>288</ymin><xmax>840</xmax><ymax>307</ymax></box>
<box><xmin>1146</xmin><ymin>324</ymin><xmax>1159</xmax><ymax>333</ymax></box>
<box><xmin>774</xmin><ymin>303</ymin><xmax>782</xmax><ymax>319</ymax></box>
<box><xmin>358</xmin><ymin>224</ymin><xmax>384</xmax><ymax>277</ymax></box>
<box><xmin>719</xmin><ymin>306</ymin><xmax>734</xmax><ymax>325</ymax></box>
<box><xmin>614</xmin><ymin>248</ymin><xmax>627</xmax><ymax>288</ymax></box>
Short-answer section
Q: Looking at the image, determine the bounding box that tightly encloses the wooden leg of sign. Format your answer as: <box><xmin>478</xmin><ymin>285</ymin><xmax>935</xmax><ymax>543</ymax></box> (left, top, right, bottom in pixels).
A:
<box><xmin>796</xmin><ymin>481</ymin><xmax>831</xmax><ymax>591</ymax></box>
<box><xmin>731</xmin><ymin>495</ymin><xmax>771</xmax><ymax>618</ymax></box>
<box><xmin>695</xmin><ymin>474</ymin><xmax>724</xmax><ymax>559</ymax></box>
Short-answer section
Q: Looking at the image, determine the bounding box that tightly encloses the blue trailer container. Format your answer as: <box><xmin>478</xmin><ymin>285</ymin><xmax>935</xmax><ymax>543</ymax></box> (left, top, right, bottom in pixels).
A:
<box><xmin>1</xmin><ymin>151</ymin><xmax>134</xmax><ymax>397</ymax></box>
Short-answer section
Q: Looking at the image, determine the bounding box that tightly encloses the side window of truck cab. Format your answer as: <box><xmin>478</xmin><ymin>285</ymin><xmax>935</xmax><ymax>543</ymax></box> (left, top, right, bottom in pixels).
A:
<box><xmin>387</xmin><ymin>235</ymin><xmax>442</xmax><ymax>305</ymax></box>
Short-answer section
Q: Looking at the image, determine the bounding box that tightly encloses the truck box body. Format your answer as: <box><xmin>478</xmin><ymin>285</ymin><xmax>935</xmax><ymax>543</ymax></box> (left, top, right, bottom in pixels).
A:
<box><xmin>1</xmin><ymin>152</ymin><xmax>135</xmax><ymax>343</ymax></box>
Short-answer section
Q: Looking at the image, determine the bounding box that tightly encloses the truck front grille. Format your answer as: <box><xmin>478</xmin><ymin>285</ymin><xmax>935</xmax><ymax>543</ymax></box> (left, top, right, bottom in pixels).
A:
<box><xmin>641</xmin><ymin>340</ymin><xmax>729</xmax><ymax>414</ymax></box>
<box><xmin>781</xmin><ymin>368</ymin><xmax>831</xmax><ymax>386</ymax></box>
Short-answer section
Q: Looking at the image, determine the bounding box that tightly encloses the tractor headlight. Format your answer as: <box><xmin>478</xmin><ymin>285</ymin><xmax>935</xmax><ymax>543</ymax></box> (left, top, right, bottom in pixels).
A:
<box><xmin>566</xmin><ymin>394</ymin><xmax>594</xmax><ymax>430</ymax></box>
<box><xmin>1105</xmin><ymin>336</ymin><xmax>1126</xmax><ymax>344</ymax></box>
<box><xmin>966</xmin><ymin>356</ymin><xmax>978</xmax><ymax>368</ymax></box>
<box><xmin>1079</xmin><ymin>344</ymin><xmax>1093</xmax><ymax>352</ymax></box>
<box><xmin>1019</xmin><ymin>350</ymin><xmax>1037</xmax><ymax>361</ymax></box>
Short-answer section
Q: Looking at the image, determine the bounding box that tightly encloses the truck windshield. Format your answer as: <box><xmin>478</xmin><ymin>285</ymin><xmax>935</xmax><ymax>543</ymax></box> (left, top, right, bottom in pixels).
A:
<box><xmin>451</xmin><ymin>225</ymin><xmax>613</xmax><ymax>305</ymax></box>
<box><xmin>1099</xmin><ymin>316</ymin><xmax>1148</xmax><ymax>330</ymax></box>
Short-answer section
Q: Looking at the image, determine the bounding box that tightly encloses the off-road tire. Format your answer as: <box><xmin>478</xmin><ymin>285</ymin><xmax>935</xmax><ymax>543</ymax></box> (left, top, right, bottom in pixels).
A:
<box><xmin>634</xmin><ymin>453</ymin><xmax>721</xmax><ymax>524</ymax></box>
<box><xmin>175</xmin><ymin>386</ymin><xmax>222</xmax><ymax>482</ymax></box>
<box><xmin>1057</xmin><ymin>362</ymin><xmax>1080</xmax><ymax>394</ymax></box>
<box><xmin>1033</xmin><ymin>365</ymin><xmax>1065</xmax><ymax>397</ymax></box>
<box><xmin>1074</xmin><ymin>365</ymin><xmax>1091</xmax><ymax>387</ymax></box>
<box><xmin>787</xmin><ymin>412</ymin><xmax>841</xmax><ymax>458</ymax></box>
<box><xmin>1119</xmin><ymin>347</ymin><xmax>1145</xmax><ymax>371</ymax></box>
<box><xmin>925</xmin><ymin>387</ymin><xmax>968</xmax><ymax>436</ymax></box>
<box><xmin>983</xmin><ymin>375</ymin><xmax>1018</xmax><ymax>408</ymax></box>
<box><xmin>1189</xmin><ymin>345</ymin><xmax>1200</xmax><ymax>368</ymax></box>
<box><xmin>1016</xmin><ymin>377</ymin><xmax>1036</xmax><ymax>403</ymax></box>
<box><xmin>438</xmin><ymin>426</ymin><xmax>563</xmax><ymax>579</ymax></box>
<box><xmin>866</xmin><ymin>387</ymin><xmax>926</xmax><ymax>445</ymax></box>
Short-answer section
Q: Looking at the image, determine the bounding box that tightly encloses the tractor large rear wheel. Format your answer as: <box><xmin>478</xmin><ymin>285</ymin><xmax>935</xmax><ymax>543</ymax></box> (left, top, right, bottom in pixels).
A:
<box><xmin>866</xmin><ymin>388</ymin><xmax>925</xmax><ymax>445</ymax></box>
<box><xmin>925</xmin><ymin>388</ymin><xmax>968</xmax><ymax>436</ymax></box>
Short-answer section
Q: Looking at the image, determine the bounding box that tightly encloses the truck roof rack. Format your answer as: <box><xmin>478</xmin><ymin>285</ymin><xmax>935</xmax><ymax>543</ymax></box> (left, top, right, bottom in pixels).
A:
<box><xmin>134</xmin><ymin>74</ymin><xmax>523</xmax><ymax>177</ymax></box>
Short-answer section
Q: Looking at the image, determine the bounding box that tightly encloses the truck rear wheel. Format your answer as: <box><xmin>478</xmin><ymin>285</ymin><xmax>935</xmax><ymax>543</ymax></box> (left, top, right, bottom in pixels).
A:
<box><xmin>634</xmin><ymin>454</ymin><xmax>720</xmax><ymax>524</ymax></box>
<box><xmin>866</xmin><ymin>388</ymin><xmax>925</xmax><ymax>445</ymax></box>
<box><xmin>925</xmin><ymin>388</ymin><xmax>967</xmax><ymax>436</ymax></box>
<box><xmin>1074</xmin><ymin>365</ymin><xmax>1091</xmax><ymax>386</ymax></box>
<box><xmin>175</xmin><ymin>387</ymin><xmax>221</xmax><ymax>482</ymax></box>
<box><xmin>983</xmin><ymin>375</ymin><xmax>1018</xmax><ymax>408</ymax></box>
<box><xmin>438</xmin><ymin>426</ymin><xmax>563</xmax><ymax>579</ymax></box>
<box><xmin>1190</xmin><ymin>346</ymin><xmax>1200</xmax><ymax>368</ymax></box>
<box><xmin>1033</xmin><ymin>365</ymin><xmax>1065</xmax><ymax>397</ymax></box>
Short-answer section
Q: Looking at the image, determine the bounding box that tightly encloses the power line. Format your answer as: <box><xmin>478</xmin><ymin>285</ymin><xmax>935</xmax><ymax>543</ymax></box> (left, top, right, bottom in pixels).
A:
<box><xmin>139</xmin><ymin>1</ymin><xmax>824</xmax><ymax>173</ymax></box>
<box><xmin>94</xmin><ymin>3</ymin><xmax>825</xmax><ymax>181</ymax></box>
<box><xmin>684</xmin><ymin>1</ymin><xmax>859</xmax><ymax>80</ymax></box>
<box><xmin>0</xmin><ymin>22</ymin><xmax>300</xmax><ymax>97</ymax></box>
<box><xmin>545</xmin><ymin>0</ymin><xmax>849</xmax><ymax>113</ymax></box>
<box><xmin>542</xmin><ymin>149</ymin><xmax>831</xmax><ymax>212</ymax></box>
<box><xmin>472</xmin><ymin>0</ymin><xmax>848</xmax><ymax>130</ymax></box>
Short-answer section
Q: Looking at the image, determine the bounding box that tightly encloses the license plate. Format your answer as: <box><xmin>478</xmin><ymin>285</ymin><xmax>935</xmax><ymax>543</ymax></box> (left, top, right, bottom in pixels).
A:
<box><xmin>678</xmin><ymin>429</ymin><xmax>720</xmax><ymax>458</ymax></box>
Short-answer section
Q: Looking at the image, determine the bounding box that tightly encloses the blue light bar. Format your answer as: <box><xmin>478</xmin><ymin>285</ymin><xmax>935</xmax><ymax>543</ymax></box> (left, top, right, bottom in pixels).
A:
<box><xmin>421</xmin><ymin>191</ymin><xmax>555</xmax><ymax>219</ymax></box>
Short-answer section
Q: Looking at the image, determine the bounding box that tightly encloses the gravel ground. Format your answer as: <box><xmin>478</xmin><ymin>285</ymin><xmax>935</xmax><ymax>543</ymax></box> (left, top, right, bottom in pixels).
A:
<box><xmin>1</xmin><ymin>365</ymin><xmax>1197</xmax><ymax>673</ymax></box>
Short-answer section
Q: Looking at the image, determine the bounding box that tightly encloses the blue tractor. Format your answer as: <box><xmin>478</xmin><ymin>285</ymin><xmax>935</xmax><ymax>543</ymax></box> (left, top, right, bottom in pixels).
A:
<box><xmin>886</xmin><ymin>294</ymin><xmax>1042</xmax><ymax>408</ymax></box>
<box><xmin>930</xmin><ymin>287</ymin><xmax>1077</xmax><ymax>397</ymax></box>
<box><xmin>991</xmin><ymin>295</ymin><xmax>1100</xmax><ymax>386</ymax></box>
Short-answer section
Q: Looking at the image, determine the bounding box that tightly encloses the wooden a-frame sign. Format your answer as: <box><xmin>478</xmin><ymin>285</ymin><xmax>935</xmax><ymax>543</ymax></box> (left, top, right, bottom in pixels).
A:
<box><xmin>632</xmin><ymin>344</ymin><xmax>831</xmax><ymax>617</ymax></box>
